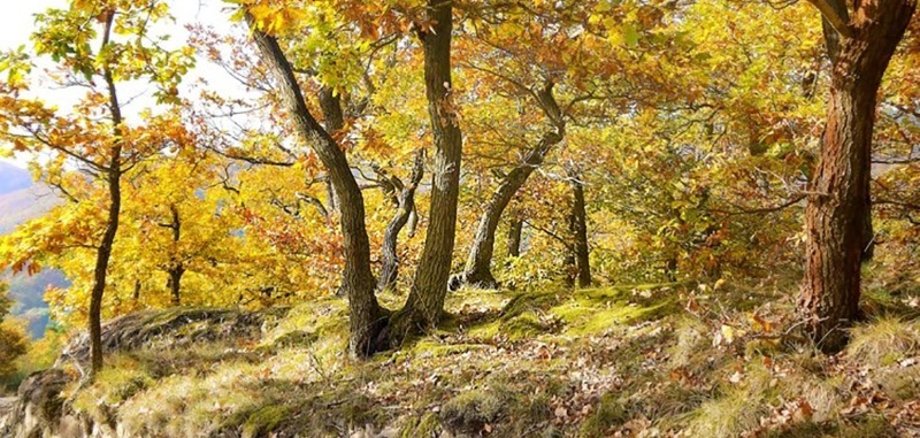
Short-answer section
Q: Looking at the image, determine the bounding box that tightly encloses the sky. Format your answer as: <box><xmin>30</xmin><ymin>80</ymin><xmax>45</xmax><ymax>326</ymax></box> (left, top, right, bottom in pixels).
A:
<box><xmin>0</xmin><ymin>1</ymin><xmax>235</xmax><ymax>168</ymax></box>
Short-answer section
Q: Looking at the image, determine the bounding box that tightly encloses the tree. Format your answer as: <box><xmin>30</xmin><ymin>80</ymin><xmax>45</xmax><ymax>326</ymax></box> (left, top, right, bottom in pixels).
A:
<box><xmin>0</xmin><ymin>283</ymin><xmax>28</xmax><ymax>383</ymax></box>
<box><xmin>0</xmin><ymin>0</ymin><xmax>194</xmax><ymax>376</ymax></box>
<box><xmin>246</xmin><ymin>12</ymin><xmax>387</xmax><ymax>357</ymax></box>
<box><xmin>454</xmin><ymin>82</ymin><xmax>565</xmax><ymax>289</ymax></box>
<box><xmin>799</xmin><ymin>0</ymin><xmax>917</xmax><ymax>351</ymax></box>
<box><xmin>395</xmin><ymin>0</ymin><xmax>464</xmax><ymax>332</ymax></box>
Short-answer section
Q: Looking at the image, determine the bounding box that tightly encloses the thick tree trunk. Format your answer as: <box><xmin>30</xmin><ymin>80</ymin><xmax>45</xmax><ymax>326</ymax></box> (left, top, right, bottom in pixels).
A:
<box><xmin>397</xmin><ymin>0</ymin><xmax>463</xmax><ymax>335</ymax></box>
<box><xmin>377</xmin><ymin>150</ymin><xmax>425</xmax><ymax>292</ymax></box>
<box><xmin>454</xmin><ymin>83</ymin><xmax>564</xmax><ymax>290</ymax></box>
<box><xmin>800</xmin><ymin>0</ymin><xmax>915</xmax><ymax>352</ymax></box>
<box><xmin>507</xmin><ymin>218</ymin><xmax>523</xmax><ymax>257</ymax></box>
<box><xmin>569</xmin><ymin>171</ymin><xmax>591</xmax><ymax>288</ymax></box>
<box><xmin>88</xmin><ymin>11</ymin><xmax>122</xmax><ymax>378</ymax></box>
<box><xmin>249</xmin><ymin>20</ymin><xmax>385</xmax><ymax>357</ymax></box>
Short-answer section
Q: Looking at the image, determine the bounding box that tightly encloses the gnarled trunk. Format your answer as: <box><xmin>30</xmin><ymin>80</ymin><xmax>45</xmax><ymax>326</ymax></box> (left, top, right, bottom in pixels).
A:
<box><xmin>800</xmin><ymin>0</ymin><xmax>915</xmax><ymax>352</ymax></box>
<box><xmin>454</xmin><ymin>83</ymin><xmax>564</xmax><ymax>290</ymax></box>
<box><xmin>377</xmin><ymin>150</ymin><xmax>425</xmax><ymax>292</ymax></box>
<box><xmin>249</xmin><ymin>19</ymin><xmax>385</xmax><ymax>357</ymax></box>
<box><xmin>397</xmin><ymin>0</ymin><xmax>463</xmax><ymax>335</ymax></box>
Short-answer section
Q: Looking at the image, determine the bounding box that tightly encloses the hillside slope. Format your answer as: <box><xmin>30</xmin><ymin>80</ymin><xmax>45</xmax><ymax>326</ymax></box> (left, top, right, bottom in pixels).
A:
<box><xmin>0</xmin><ymin>162</ymin><xmax>66</xmax><ymax>338</ymax></box>
<box><xmin>2</xmin><ymin>284</ymin><xmax>918</xmax><ymax>437</ymax></box>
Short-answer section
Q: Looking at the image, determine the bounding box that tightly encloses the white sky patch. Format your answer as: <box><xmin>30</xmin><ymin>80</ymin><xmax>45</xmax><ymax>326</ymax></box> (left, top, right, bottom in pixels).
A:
<box><xmin>0</xmin><ymin>0</ymin><xmax>240</xmax><ymax>168</ymax></box>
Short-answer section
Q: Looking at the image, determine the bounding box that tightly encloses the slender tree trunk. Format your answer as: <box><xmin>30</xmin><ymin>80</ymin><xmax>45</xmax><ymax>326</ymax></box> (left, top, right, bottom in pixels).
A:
<box><xmin>89</xmin><ymin>169</ymin><xmax>120</xmax><ymax>376</ymax></box>
<box><xmin>88</xmin><ymin>11</ymin><xmax>122</xmax><ymax>378</ymax></box>
<box><xmin>570</xmin><ymin>171</ymin><xmax>591</xmax><ymax>288</ymax></box>
<box><xmin>166</xmin><ymin>204</ymin><xmax>183</xmax><ymax>306</ymax></box>
<box><xmin>454</xmin><ymin>83</ymin><xmax>564</xmax><ymax>290</ymax></box>
<box><xmin>800</xmin><ymin>0</ymin><xmax>915</xmax><ymax>352</ymax></box>
<box><xmin>397</xmin><ymin>0</ymin><xmax>463</xmax><ymax>336</ymax></box>
<box><xmin>507</xmin><ymin>218</ymin><xmax>523</xmax><ymax>257</ymax></box>
<box><xmin>456</xmin><ymin>131</ymin><xmax>563</xmax><ymax>289</ymax></box>
<box><xmin>249</xmin><ymin>19</ymin><xmax>385</xmax><ymax>357</ymax></box>
<box><xmin>378</xmin><ymin>150</ymin><xmax>425</xmax><ymax>292</ymax></box>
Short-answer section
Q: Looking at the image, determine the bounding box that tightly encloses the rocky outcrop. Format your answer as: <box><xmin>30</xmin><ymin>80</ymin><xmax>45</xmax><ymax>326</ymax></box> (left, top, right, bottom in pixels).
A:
<box><xmin>0</xmin><ymin>369</ymin><xmax>70</xmax><ymax>438</ymax></box>
<box><xmin>0</xmin><ymin>307</ymin><xmax>286</xmax><ymax>438</ymax></box>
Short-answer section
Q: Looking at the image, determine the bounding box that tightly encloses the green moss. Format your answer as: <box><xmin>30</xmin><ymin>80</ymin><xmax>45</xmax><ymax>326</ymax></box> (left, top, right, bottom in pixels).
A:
<box><xmin>399</xmin><ymin>413</ymin><xmax>442</xmax><ymax>438</ymax></box>
<box><xmin>440</xmin><ymin>388</ymin><xmax>511</xmax><ymax>434</ymax></box>
<box><xmin>242</xmin><ymin>405</ymin><xmax>290</xmax><ymax>438</ymax></box>
<box><xmin>550</xmin><ymin>296</ymin><xmax>673</xmax><ymax>336</ymax></box>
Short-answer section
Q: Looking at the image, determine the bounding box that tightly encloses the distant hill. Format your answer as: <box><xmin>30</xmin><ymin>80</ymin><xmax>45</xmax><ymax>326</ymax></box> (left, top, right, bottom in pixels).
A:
<box><xmin>0</xmin><ymin>162</ymin><xmax>32</xmax><ymax>195</ymax></box>
<box><xmin>0</xmin><ymin>162</ymin><xmax>67</xmax><ymax>338</ymax></box>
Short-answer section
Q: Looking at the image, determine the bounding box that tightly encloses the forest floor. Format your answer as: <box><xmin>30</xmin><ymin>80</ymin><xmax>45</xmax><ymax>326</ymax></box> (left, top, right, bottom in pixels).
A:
<box><xmin>49</xmin><ymin>281</ymin><xmax>920</xmax><ymax>437</ymax></box>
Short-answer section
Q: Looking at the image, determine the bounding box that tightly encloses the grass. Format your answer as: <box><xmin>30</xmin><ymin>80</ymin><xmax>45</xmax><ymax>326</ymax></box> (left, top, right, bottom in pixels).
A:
<box><xmin>44</xmin><ymin>281</ymin><xmax>920</xmax><ymax>437</ymax></box>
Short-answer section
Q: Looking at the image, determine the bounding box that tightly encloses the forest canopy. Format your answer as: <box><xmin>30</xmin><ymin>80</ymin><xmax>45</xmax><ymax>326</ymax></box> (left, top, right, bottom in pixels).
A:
<box><xmin>0</xmin><ymin>0</ymin><xmax>917</xmax><ymax>435</ymax></box>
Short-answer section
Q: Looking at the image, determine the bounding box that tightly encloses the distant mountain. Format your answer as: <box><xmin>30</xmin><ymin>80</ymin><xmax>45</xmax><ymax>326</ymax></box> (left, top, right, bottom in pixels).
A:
<box><xmin>0</xmin><ymin>162</ymin><xmax>32</xmax><ymax>195</ymax></box>
<box><xmin>0</xmin><ymin>162</ymin><xmax>67</xmax><ymax>338</ymax></box>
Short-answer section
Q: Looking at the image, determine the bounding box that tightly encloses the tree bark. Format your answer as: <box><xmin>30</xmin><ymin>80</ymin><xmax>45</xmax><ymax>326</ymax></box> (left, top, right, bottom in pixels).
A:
<box><xmin>800</xmin><ymin>0</ymin><xmax>916</xmax><ymax>352</ymax></box>
<box><xmin>377</xmin><ymin>150</ymin><xmax>425</xmax><ymax>292</ymax></box>
<box><xmin>165</xmin><ymin>204</ymin><xmax>184</xmax><ymax>306</ymax></box>
<box><xmin>507</xmin><ymin>218</ymin><xmax>523</xmax><ymax>258</ymax></box>
<box><xmin>397</xmin><ymin>0</ymin><xmax>463</xmax><ymax>335</ymax></box>
<box><xmin>454</xmin><ymin>83</ymin><xmax>564</xmax><ymax>290</ymax></box>
<box><xmin>249</xmin><ymin>19</ymin><xmax>385</xmax><ymax>357</ymax></box>
<box><xmin>89</xmin><ymin>11</ymin><xmax>122</xmax><ymax>378</ymax></box>
<box><xmin>569</xmin><ymin>170</ymin><xmax>591</xmax><ymax>288</ymax></box>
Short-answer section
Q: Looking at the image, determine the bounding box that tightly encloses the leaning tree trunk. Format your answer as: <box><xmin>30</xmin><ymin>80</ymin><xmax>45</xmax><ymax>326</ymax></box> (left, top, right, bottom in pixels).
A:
<box><xmin>800</xmin><ymin>0</ymin><xmax>915</xmax><ymax>352</ymax></box>
<box><xmin>397</xmin><ymin>0</ymin><xmax>463</xmax><ymax>336</ymax></box>
<box><xmin>377</xmin><ymin>150</ymin><xmax>426</xmax><ymax>292</ymax></box>
<box><xmin>249</xmin><ymin>19</ymin><xmax>385</xmax><ymax>357</ymax></box>
<box><xmin>88</xmin><ymin>11</ymin><xmax>122</xmax><ymax>378</ymax></box>
<box><xmin>569</xmin><ymin>170</ymin><xmax>591</xmax><ymax>288</ymax></box>
<box><xmin>454</xmin><ymin>83</ymin><xmax>564</xmax><ymax>290</ymax></box>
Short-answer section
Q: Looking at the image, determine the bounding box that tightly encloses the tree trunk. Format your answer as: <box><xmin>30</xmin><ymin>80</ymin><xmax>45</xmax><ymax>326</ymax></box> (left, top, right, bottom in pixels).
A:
<box><xmin>569</xmin><ymin>170</ymin><xmax>591</xmax><ymax>288</ymax></box>
<box><xmin>167</xmin><ymin>204</ymin><xmax>183</xmax><ymax>306</ymax></box>
<box><xmin>89</xmin><ymin>168</ymin><xmax>120</xmax><ymax>377</ymax></box>
<box><xmin>398</xmin><ymin>0</ymin><xmax>463</xmax><ymax>335</ymax></box>
<box><xmin>377</xmin><ymin>150</ymin><xmax>425</xmax><ymax>292</ymax></box>
<box><xmin>800</xmin><ymin>0</ymin><xmax>915</xmax><ymax>352</ymax></box>
<box><xmin>507</xmin><ymin>218</ymin><xmax>523</xmax><ymax>257</ymax></box>
<box><xmin>249</xmin><ymin>19</ymin><xmax>385</xmax><ymax>357</ymax></box>
<box><xmin>88</xmin><ymin>11</ymin><xmax>122</xmax><ymax>378</ymax></box>
<box><xmin>454</xmin><ymin>83</ymin><xmax>564</xmax><ymax>290</ymax></box>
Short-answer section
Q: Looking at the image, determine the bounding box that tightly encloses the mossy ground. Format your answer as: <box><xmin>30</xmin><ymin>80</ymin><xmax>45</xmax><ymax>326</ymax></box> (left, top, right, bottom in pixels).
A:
<box><xmin>59</xmin><ymin>282</ymin><xmax>920</xmax><ymax>437</ymax></box>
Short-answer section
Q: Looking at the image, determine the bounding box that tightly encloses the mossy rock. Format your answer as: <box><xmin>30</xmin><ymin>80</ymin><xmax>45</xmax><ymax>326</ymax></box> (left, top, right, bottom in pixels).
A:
<box><xmin>440</xmin><ymin>388</ymin><xmax>512</xmax><ymax>434</ymax></box>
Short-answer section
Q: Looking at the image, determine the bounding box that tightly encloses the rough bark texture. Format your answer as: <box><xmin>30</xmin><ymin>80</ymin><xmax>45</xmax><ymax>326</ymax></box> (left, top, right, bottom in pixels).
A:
<box><xmin>89</xmin><ymin>11</ymin><xmax>122</xmax><ymax>378</ymax></box>
<box><xmin>396</xmin><ymin>0</ymin><xmax>463</xmax><ymax>338</ymax></box>
<box><xmin>377</xmin><ymin>150</ymin><xmax>425</xmax><ymax>292</ymax></box>
<box><xmin>800</xmin><ymin>0</ymin><xmax>916</xmax><ymax>352</ymax></box>
<box><xmin>249</xmin><ymin>19</ymin><xmax>385</xmax><ymax>357</ymax></box>
<box><xmin>454</xmin><ymin>83</ymin><xmax>564</xmax><ymax>290</ymax></box>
